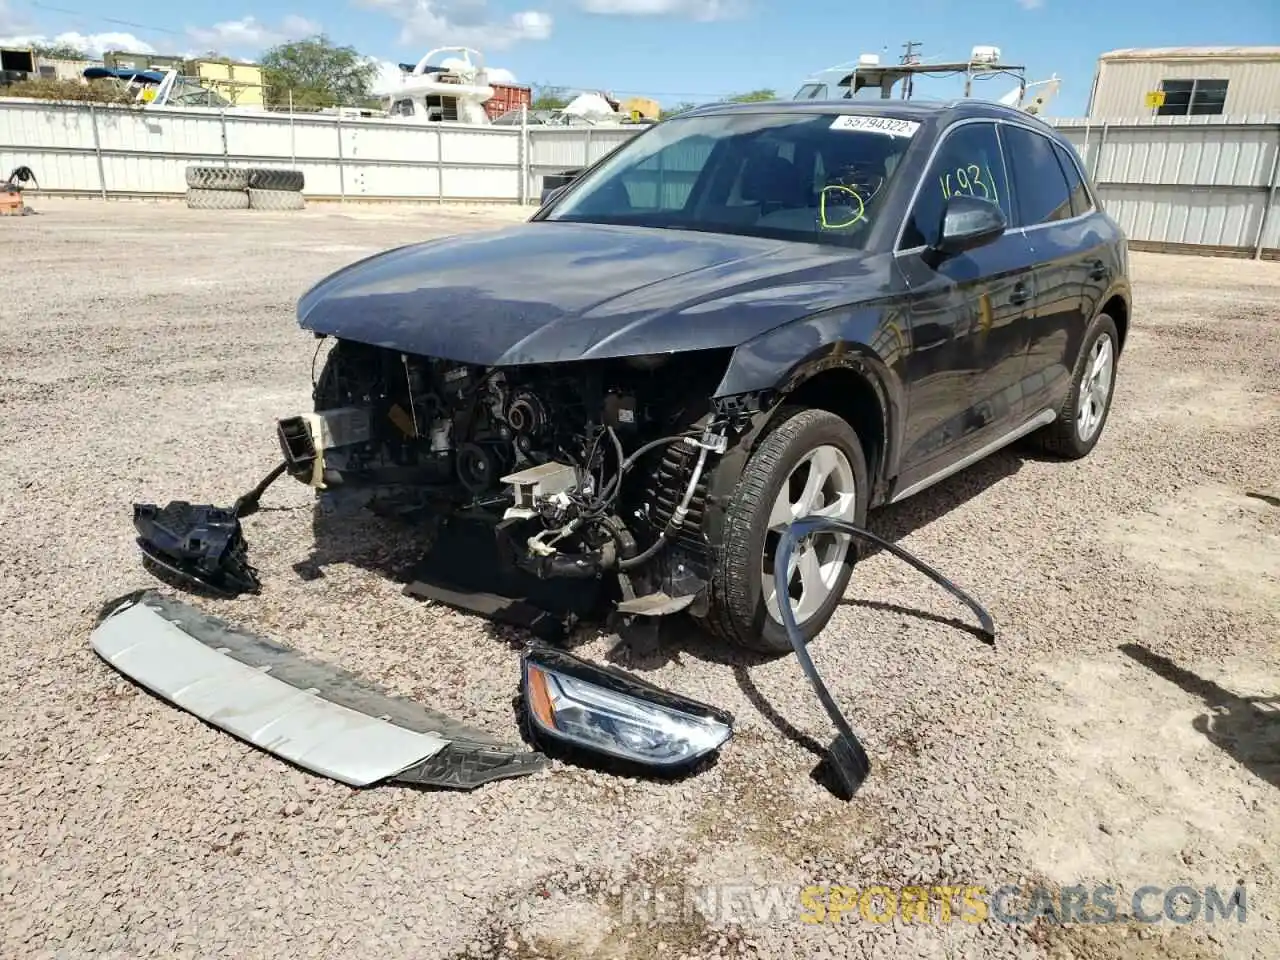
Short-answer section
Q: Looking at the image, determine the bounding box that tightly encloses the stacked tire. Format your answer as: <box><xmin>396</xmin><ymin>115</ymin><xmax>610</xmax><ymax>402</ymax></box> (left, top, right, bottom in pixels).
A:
<box><xmin>185</xmin><ymin>166</ymin><xmax>249</xmax><ymax>209</ymax></box>
<box><xmin>247</xmin><ymin>168</ymin><xmax>305</xmax><ymax>211</ymax></box>
<box><xmin>184</xmin><ymin>166</ymin><xmax>306</xmax><ymax>211</ymax></box>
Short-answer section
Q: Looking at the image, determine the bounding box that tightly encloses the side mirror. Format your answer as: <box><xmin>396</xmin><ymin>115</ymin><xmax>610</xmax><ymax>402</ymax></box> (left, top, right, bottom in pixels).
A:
<box><xmin>539</xmin><ymin>184</ymin><xmax>568</xmax><ymax>206</ymax></box>
<box><xmin>934</xmin><ymin>194</ymin><xmax>1006</xmax><ymax>256</ymax></box>
<box><xmin>539</xmin><ymin>168</ymin><xmax>584</xmax><ymax>206</ymax></box>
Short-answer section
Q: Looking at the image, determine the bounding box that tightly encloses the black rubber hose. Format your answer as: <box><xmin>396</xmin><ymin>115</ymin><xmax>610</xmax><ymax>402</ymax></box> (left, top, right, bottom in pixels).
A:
<box><xmin>618</xmin><ymin>531</ymin><xmax>668</xmax><ymax>571</ymax></box>
<box><xmin>596</xmin><ymin>430</ymin><xmax>700</xmax><ymax>506</ymax></box>
<box><xmin>232</xmin><ymin>461</ymin><xmax>288</xmax><ymax>518</ymax></box>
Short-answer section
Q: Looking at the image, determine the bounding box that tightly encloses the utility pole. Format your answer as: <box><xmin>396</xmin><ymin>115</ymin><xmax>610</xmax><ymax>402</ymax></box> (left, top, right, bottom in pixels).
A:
<box><xmin>900</xmin><ymin>40</ymin><xmax>922</xmax><ymax>99</ymax></box>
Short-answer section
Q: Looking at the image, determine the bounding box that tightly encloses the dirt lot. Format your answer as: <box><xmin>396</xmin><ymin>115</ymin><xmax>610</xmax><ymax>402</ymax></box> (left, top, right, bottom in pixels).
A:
<box><xmin>1</xmin><ymin>198</ymin><xmax>1276</xmax><ymax>960</ymax></box>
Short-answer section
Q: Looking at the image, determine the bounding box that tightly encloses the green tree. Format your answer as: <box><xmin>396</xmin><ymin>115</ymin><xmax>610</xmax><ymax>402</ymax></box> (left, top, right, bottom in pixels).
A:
<box><xmin>660</xmin><ymin>101</ymin><xmax>698</xmax><ymax>119</ymax></box>
<box><xmin>727</xmin><ymin>89</ymin><xmax>778</xmax><ymax>102</ymax></box>
<box><xmin>530</xmin><ymin>83</ymin><xmax>571</xmax><ymax>111</ymax></box>
<box><xmin>259</xmin><ymin>34</ymin><xmax>377</xmax><ymax>109</ymax></box>
<box><xmin>31</xmin><ymin>43</ymin><xmax>88</xmax><ymax>60</ymax></box>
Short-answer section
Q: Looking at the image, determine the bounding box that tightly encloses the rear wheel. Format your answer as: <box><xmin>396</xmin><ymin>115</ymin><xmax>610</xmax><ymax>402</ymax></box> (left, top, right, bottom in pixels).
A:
<box><xmin>705</xmin><ymin>407</ymin><xmax>869</xmax><ymax>654</ymax></box>
<box><xmin>1032</xmin><ymin>312</ymin><xmax>1120</xmax><ymax>459</ymax></box>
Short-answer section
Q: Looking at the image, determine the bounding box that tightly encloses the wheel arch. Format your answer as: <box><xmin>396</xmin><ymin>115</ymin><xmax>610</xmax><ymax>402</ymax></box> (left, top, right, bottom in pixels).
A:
<box><xmin>713</xmin><ymin>343</ymin><xmax>902</xmax><ymax>508</ymax></box>
<box><xmin>773</xmin><ymin>365</ymin><xmax>891</xmax><ymax>503</ymax></box>
<box><xmin>1099</xmin><ymin>291</ymin><xmax>1129</xmax><ymax>355</ymax></box>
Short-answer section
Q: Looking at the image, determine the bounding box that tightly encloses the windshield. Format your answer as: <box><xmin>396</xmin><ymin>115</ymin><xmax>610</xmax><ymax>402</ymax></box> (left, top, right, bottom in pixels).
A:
<box><xmin>544</xmin><ymin>111</ymin><xmax>918</xmax><ymax>247</ymax></box>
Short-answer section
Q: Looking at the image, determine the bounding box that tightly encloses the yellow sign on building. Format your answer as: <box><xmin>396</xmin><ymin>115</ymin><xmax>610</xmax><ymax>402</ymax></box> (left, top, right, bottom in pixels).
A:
<box><xmin>1144</xmin><ymin>90</ymin><xmax>1166</xmax><ymax>109</ymax></box>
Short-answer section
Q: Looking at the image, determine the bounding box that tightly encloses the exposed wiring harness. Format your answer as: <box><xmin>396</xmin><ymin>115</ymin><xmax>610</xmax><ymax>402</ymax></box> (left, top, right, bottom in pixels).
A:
<box><xmin>562</xmin><ymin>422</ymin><xmax>727</xmax><ymax>570</ymax></box>
<box><xmin>773</xmin><ymin>516</ymin><xmax>995</xmax><ymax>800</ymax></box>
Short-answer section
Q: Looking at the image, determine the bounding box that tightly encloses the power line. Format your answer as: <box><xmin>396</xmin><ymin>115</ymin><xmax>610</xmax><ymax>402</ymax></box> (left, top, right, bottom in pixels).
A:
<box><xmin>25</xmin><ymin>1</ymin><xmax>188</xmax><ymax>38</ymax></box>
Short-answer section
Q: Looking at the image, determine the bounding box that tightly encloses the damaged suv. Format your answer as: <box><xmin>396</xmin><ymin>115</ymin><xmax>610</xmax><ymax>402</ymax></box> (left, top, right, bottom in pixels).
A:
<box><xmin>276</xmin><ymin>99</ymin><xmax>1129</xmax><ymax>652</ymax></box>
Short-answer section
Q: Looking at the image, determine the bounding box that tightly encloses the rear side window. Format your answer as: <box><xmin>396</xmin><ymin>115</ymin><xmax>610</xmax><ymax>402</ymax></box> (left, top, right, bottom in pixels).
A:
<box><xmin>1052</xmin><ymin>141</ymin><xmax>1092</xmax><ymax>217</ymax></box>
<box><xmin>900</xmin><ymin>121</ymin><xmax>1011</xmax><ymax>249</ymax></box>
<box><xmin>1000</xmin><ymin>124</ymin><xmax>1073</xmax><ymax>226</ymax></box>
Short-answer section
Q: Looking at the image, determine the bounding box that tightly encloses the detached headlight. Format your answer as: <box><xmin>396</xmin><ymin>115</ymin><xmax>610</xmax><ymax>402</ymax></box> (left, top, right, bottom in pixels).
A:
<box><xmin>521</xmin><ymin>646</ymin><xmax>733</xmax><ymax>769</ymax></box>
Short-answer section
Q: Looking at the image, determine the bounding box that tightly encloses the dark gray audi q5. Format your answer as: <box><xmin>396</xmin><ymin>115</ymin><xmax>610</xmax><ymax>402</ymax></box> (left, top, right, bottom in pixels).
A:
<box><xmin>285</xmin><ymin>97</ymin><xmax>1131</xmax><ymax>652</ymax></box>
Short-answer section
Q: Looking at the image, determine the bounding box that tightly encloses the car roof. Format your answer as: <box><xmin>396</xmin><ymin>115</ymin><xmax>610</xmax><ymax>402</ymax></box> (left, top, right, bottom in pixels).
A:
<box><xmin>676</xmin><ymin>97</ymin><xmax>1059</xmax><ymax>135</ymax></box>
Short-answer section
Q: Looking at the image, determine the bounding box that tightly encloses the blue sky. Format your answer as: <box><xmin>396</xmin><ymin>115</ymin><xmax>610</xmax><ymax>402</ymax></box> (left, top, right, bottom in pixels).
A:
<box><xmin>2</xmin><ymin>0</ymin><xmax>1277</xmax><ymax>115</ymax></box>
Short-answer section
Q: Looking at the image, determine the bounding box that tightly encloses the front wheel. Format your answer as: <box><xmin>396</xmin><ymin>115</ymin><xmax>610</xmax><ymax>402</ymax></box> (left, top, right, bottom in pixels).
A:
<box><xmin>704</xmin><ymin>407</ymin><xmax>869</xmax><ymax>654</ymax></box>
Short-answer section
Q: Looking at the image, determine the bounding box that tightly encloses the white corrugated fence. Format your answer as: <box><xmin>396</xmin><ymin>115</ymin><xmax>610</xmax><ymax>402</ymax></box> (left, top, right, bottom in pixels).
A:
<box><xmin>1</xmin><ymin>98</ymin><xmax>1277</xmax><ymax>258</ymax></box>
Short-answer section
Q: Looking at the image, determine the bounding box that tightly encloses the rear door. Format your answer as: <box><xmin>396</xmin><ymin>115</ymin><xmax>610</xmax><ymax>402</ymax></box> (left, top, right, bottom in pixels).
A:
<box><xmin>999</xmin><ymin>124</ymin><xmax>1103</xmax><ymax>418</ymax></box>
<box><xmin>893</xmin><ymin>119</ymin><xmax>1038</xmax><ymax>496</ymax></box>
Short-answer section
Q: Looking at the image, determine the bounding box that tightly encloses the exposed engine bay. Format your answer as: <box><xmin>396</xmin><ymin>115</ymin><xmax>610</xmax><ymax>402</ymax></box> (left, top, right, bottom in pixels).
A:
<box><xmin>275</xmin><ymin>339</ymin><xmax>744</xmax><ymax>622</ymax></box>
<box><xmin>122</xmin><ymin>340</ymin><xmax>997</xmax><ymax>801</ymax></box>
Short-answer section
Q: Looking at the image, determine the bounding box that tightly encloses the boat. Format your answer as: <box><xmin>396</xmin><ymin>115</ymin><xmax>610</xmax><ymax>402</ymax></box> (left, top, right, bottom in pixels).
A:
<box><xmin>384</xmin><ymin>47</ymin><xmax>497</xmax><ymax>124</ymax></box>
<box><xmin>80</xmin><ymin>66</ymin><xmax>268</xmax><ymax>112</ymax></box>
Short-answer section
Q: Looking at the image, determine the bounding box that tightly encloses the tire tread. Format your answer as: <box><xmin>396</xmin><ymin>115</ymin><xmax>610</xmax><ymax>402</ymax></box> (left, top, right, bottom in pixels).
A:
<box><xmin>705</xmin><ymin>406</ymin><xmax>867</xmax><ymax>654</ymax></box>
<box><xmin>1031</xmin><ymin>312</ymin><xmax>1120</xmax><ymax>460</ymax></box>
<box><xmin>185</xmin><ymin>166</ymin><xmax>249</xmax><ymax>191</ymax></box>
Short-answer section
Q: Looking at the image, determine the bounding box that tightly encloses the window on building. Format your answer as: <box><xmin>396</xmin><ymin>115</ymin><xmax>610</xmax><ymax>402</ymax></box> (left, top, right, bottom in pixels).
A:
<box><xmin>1156</xmin><ymin>78</ymin><xmax>1229</xmax><ymax>116</ymax></box>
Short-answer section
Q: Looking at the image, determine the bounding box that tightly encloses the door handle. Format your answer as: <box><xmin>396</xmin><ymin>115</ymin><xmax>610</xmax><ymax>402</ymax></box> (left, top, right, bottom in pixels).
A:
<box><xmin>1010</xmin><ymin>281</ymin><xmax>1032</xmax><ymax>306</ymax></box>
<box><xmin>1088</xmin><ymin>259</ymin><xmax>1108</xmax><ymax>281</ymax></box>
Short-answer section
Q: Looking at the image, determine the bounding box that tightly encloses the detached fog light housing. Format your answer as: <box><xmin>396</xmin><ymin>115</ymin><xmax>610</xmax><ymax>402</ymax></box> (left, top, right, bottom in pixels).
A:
<box><xmin>521</xmin><ymin>646</ymin><xmax>733</xmax><ymax>769</ymax></box>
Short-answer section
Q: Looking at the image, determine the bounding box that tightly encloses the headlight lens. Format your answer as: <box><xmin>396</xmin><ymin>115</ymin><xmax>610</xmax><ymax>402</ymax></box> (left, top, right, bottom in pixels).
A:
<box><xmin>522</xmin><ymin>649</ymin><xmax>733</xmax><ymax>768</ymax></box>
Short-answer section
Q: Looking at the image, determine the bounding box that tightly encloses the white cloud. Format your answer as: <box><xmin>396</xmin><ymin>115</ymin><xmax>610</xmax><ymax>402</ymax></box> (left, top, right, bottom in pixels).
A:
<box><xmin>358</xmin><ymin>0</ymin><xmax>552</xmax><ymax>49</ymax></box>
<box><xmin>577</xmin><ymin>0</ymin><xmax>741</xmax><ymax>18</ymax></box>
<box><xmin>1</xmin><ymin>11</ymin><xmax>321</xmax><ymax>61</ymax></box>
<box><xmin>185</xmin><ymin>15</ymin><xmax>321</xmax><ymax>52</ymax></box>
<box><xmin>0</xmin><ymin>31</ymin><xmax>156</xmax><ymax>58</ymax></box>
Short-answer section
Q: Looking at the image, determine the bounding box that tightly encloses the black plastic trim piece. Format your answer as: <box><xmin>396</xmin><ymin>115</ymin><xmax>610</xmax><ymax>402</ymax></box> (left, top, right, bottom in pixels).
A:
<box><xmin>774</xmin><ymin>518</ymin><xmax>995</xmax><ymax>800</ymax></box>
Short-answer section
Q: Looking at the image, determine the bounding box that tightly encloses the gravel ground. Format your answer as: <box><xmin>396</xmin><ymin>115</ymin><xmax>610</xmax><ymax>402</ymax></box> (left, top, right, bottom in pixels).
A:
<box><xmin>1</xmin><ymin>197</ymin><xmax>1277</xmax><ymax>960</ymax></box>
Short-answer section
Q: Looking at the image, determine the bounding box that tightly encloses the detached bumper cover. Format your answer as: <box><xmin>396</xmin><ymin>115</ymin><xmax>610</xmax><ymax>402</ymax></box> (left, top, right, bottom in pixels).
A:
<box><xmin>91</xmin><ymin>590</ymin><xmax>548</xmax><ymax>789</ymax></box>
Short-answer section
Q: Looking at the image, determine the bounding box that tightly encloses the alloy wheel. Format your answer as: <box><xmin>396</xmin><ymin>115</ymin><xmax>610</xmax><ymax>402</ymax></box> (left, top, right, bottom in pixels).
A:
<box><xmin>761</xmin><ymin>444</ymin><xmax>859</xmax><ymax>623</ymax></box>
<box><xmin>1076</xmin><ymin>332</ymin><xmax>1115</xmax><ymax>443</ymax></box>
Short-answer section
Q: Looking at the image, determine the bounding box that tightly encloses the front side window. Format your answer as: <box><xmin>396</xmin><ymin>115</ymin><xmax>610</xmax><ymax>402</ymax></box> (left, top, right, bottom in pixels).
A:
<box><xmin>1000</xmin><ymin>124</ymin><xmax>1073</xmax><ymax>227</ymax></box>
<box><xmin>545</xmin><ymin>111</ymin><xmax>918</xmax><ymax>247</ymax></box>
<box><xmin>899</xmin><ymin>121</ymin><xmax>1010</xmax><ymax>249</ymax></box>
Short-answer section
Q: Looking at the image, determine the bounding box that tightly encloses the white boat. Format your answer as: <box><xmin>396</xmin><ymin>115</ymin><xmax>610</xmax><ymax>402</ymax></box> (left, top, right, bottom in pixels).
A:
<box><xmin>384</xmin><ymin>47</ymin><xmax>496</xmax><ymax>124</ymax></box>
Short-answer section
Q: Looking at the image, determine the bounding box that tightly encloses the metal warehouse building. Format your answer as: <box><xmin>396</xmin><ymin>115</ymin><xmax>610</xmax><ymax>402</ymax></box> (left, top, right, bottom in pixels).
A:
<box><xmin>1086</xmin><ymin>46</ymin><xmax>1280</xmax><ymax>120</ymax></box>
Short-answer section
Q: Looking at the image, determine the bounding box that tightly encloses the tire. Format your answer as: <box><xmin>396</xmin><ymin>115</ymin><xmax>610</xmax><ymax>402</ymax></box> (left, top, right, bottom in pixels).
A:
<box><xmin>247</xmin><ymin>168</ymin><xmax>305</xmax><ymax>191</ymax></box>
<box><xmin>185</xmin><ymin>166</ymin><xmax>249</xmax><ymax>191</ymax></box>
<box><xmin>248</xmin><ymin>188</ymin><xmax>306</xmax><ymax>211</ymax></box>
<box><xmin>704</xmin><ymin>406</ymin><xmax>870</xmax><ymax>655</ymax></box>
<box><xmin>1031</xmin><ymin>312</ymin><xmax>1120</xmax><ymax>459</ymax></box>
<box><xmin>186</xmin><ymin>187</ymin><xmax>249</xmax><ymax>210</ymax></box>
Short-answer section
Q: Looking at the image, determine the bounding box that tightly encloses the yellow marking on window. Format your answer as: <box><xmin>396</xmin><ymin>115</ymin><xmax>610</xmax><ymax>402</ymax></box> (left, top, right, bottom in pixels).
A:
<box><xmin>819</xmin><ymin>184</ymin><xmax>866</xmax><ymax>230</ymax></box>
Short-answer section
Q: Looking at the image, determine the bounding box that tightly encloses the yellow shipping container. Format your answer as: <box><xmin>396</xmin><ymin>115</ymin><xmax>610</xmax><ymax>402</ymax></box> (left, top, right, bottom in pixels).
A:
<box><xmin>194</xmin><ymin>60</ymin><xmax>264</xmax><ymax>107</ymax></box>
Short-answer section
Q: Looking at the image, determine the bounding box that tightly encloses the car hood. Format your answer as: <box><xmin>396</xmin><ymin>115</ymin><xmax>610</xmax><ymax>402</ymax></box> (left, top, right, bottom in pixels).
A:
<box><xmin>296</xmin><ymin>221</ymin><xmax>884</xmax><ymax>365</ymax></box>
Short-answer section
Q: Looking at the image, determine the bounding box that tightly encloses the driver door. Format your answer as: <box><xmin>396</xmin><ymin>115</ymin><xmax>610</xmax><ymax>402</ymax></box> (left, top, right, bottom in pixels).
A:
<box><xmin>892</xmin><ymin>119</ymin><xmax>1038</xmax><ymax>496</ymax></box>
